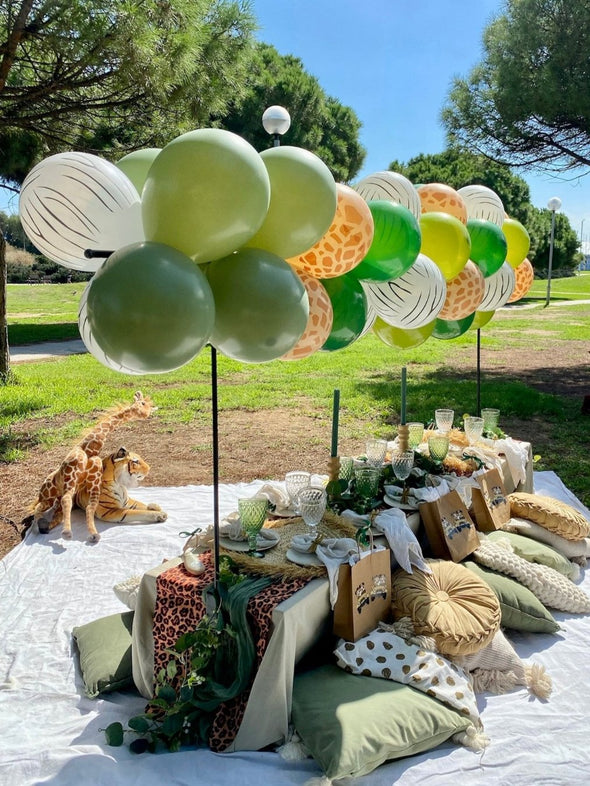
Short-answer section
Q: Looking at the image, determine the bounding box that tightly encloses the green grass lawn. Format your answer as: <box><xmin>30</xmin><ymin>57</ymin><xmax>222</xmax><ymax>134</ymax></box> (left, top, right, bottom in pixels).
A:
<box><xmin>523</xmin><ymin>270</ymin><xmax>590</xmax><ymax>302</ymax></box>
<box><xmin>3</xmin><ymin>279</ymin><xmax>590</xmax><ymax>507</ymax></box>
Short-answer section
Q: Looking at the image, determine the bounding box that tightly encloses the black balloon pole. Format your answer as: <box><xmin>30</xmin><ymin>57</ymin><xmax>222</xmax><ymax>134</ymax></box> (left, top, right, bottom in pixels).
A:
<box><xmin>210</xmin><ymin>345</ymin><xmax>220</xmax><ymax>588</ymax></box>
<box><xmin>476</xmin><ymin>328</ymin><xmax>482</xmax><ymax>417</ymax></box>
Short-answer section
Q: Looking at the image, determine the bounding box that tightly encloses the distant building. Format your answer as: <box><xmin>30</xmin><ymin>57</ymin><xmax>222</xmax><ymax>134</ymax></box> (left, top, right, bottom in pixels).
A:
<box><xmin>580</xmin><ymin>241</ymin><xmax>590</xmax><ymax>271</ymax></box>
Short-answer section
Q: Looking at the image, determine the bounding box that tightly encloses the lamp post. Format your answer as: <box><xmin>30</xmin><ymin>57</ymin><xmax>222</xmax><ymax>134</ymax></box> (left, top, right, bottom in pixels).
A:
<box><xmin>544</xmin><ymin>196</ymin><xmax>561</xmax><ymax>308</ymax></box>
<box><xmin>262</xmin><ymin>105</ymin><xmax>291</xmax><ymax>147</ymax></box>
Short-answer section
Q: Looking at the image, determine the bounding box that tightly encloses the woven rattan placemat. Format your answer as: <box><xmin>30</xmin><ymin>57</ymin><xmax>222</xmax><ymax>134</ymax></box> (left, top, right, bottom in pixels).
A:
<box><xmin>220</xmin><ymin>511</ymin><xmax>357</xmax><ymax>579</ymax></box>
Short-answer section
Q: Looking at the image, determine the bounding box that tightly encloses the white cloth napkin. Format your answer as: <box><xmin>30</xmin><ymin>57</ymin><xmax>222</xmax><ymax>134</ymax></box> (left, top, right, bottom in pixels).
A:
<box><xmin>219</xmin><ymin>511</ymin><xmax>277</xmax><ymax>543</ymax></box>
<box><xmin>290</xmin><ymin>534</ymin><xmax>357</xmax><ymax>608</ymax></box>
<box><xmin>494</xmin><ymin>437</ymin><xmax>529</xmax><ymax>486</ymax></box>
<box><xmin>255</xmin><ymin>484</ymin><xmax>293</xmax><ymax>515</ymax></box>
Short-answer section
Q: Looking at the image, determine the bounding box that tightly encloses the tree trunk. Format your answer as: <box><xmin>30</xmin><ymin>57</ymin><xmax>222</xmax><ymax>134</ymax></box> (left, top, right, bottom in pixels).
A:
<box><xmin>0</xmin><ymin>230</ymin><xmax>11</xmax><ymax>382</ymax></box>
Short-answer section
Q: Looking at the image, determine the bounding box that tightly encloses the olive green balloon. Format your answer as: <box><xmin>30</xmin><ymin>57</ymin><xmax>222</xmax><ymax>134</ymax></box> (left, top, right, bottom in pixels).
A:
<box><xmin>116</xmin><ymin>148</ymin><xmax>161</xmax><ymax>195</ymax></box>
<box><xmin>350</xmin><ymin>201</ymin><xmax>421</xmax><ymax>282</ymax></box>
<box><xmin>503</xmin><ymin>217</ymin><xmax>531</xmax><ymax>268</ymax></box>
<box><xmin>469</xmin><ymin>310</ymin><xmax>496</xmax><ymax>330</ymax></box>
<box><xmin>207</xmin><ymin>248</ymin><xmax>309</xmax><ymax>363</ymax></box>
<box><xmin>372</xmin><ymin>317</ymin><xmax>435</xmax><ymax>349</ymax></box>
<box><xmin>320</xmin><ymin>273</ymin><xmax>367</xmax><ymax>352</ymax></box>
<box><xmin>467</xmin><ymin>218</ymin><xmax>507</xmax><ymax>278</ymax></box>
<box><xmin>142</xmin><ymin>129</ymin><xmax>271</xmax><ymax>263</ymax></box>
<box><xmin>246</xmin><ymin>146</ymin><xmax>337</xmax><ymax>259</ymax></box>
<box><xmin>432</xmin><ymin>313</ymin><xmax>475</xmax><ymax>340</ymax></box>
<box><xmin>85</xmin><ymin>242</ymin><xmax>215</xmax><ymax>374</ymax></box>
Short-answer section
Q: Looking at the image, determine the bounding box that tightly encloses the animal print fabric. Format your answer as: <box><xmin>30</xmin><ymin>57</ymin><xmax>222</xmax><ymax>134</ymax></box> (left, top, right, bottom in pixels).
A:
<box><xmin>152</xmin><ymin>553</ymin><xmax>309</xmax><ymax>752</ymax></box>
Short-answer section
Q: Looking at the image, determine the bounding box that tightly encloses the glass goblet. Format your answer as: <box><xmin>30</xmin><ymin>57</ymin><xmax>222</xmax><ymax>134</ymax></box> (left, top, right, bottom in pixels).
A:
<box><xmin>428</xmin><ymin>432</ymin><xmax>450</xmax><ymax>464</ymax></box>
<box><xmin>481</xmin><ymin>408</ymin><xmax>500</xmax><ymax>432</ymax></box>
<box><xmin>365</xmin><ymin>438</ymin><xmax>388</xmax><ymax>467</ymax></box>
<box><xmin>407</xmin><ymin>422</ymin><xmax>425</xmax><ymax>449</ymax></box>
<box><xmin>391</xmin><ymin>450</ymin><xmax>414</xmax><ymax>503</ymax></box>
<box><xmin>297</xmin><ymin>486</ymin><xmax>327</xmax><ymax>540</ymax></box>
<box><xmin>435</xmin><ymin>409</ymin><xmax>454</xmax><ymax>432</ymax></box>
<box><xmin>238</xmin><ymin>497</ymin><xmax>269</xmax><ymax>558</ymax></box>
<box><xmin>464</xmin><ymin>416</ymin><xmax>485</xmax><ymax>446</ymax></box>
<box><xmin>285</xmin><ymin>471</ymin><xmax>311</xmax><ymax>513</ymax></box>
<box><xmin>353</xmin><ymin>466</ymin><xmax>382</xmax><ymax>505</ymax></box>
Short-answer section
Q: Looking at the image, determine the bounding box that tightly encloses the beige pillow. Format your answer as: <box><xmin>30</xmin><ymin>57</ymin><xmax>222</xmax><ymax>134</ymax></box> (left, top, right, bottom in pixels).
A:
<box><xmin>507</xmin><ymin>493</ymin><xmax>590</xmax><ymax>541</ymax></box>
<box><xmin>504</xmin><ymin>517</ymin><xmax>590</xmax><ymax>560</ymax></box>
<box><xmin>391</xmin><ymin>560</ymin><xmax>501</xmax><ymax>657</ymax></box>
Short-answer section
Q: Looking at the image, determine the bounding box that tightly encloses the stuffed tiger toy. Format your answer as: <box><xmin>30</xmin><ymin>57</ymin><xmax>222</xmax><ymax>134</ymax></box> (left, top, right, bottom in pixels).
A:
<box><xmin>75</xmin><ymin>446</ymin><xmax>168</xmax><ymax>524</ymax></box>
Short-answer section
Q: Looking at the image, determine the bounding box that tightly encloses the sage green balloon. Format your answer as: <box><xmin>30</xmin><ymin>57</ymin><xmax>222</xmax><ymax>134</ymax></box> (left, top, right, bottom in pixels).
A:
<box><xmin>116</xmin><ymin>148</ymin><xmax>161</xmax><ymax>195</ymax></box>
<box><xmin>320</xmin><ymin>273</ymin><xmax>367</xmax><ymax>352</ymax></box>
<box><xmin>246</xmin><ymin>146</ymin><xmax>337</xmax><ymax>259</ymax></box>
<box><xmin>432</xmin><ymin>313</ymin><xmax>475</xmax><ymax>340</ymax></box>
<box><xmin>350</xmin><ymin>201</ymin><xmax>421</xmax><ymax>282</ymax></box>
<box><xmin>207</xmin><ymin>248</ymin><xmax>309</xmax><ymax>363</ymax></box>
<box><xmin>142</xmin><ymin>129</ymin><xmax>271</xmax><ymax>263</ymax></box>
<box><xmin>85</xmin><ymin>241</ymin><xmax>215</xmax><ymax>374</ymax></box>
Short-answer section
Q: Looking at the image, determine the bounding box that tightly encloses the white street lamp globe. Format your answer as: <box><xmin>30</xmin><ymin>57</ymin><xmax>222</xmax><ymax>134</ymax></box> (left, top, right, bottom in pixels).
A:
<box><xmin>547</xmin><ymin>196</ymin><xmax>562</xmax><ymax>212</ymax></box>
<box><xmin>262</xmin><ymin>105</ymin><xmax>291</xmax><ymax>137</ymax></box>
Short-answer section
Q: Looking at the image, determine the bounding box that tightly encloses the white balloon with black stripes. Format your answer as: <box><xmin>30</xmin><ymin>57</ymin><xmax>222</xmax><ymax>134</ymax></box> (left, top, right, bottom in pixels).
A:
<box><xmin>457</xmin><ymin>185</ymin><xmax>505</xmax><ymax>227</ymax></box>
<box><xmin>362</xmin><ymin>253</ymin><xmax>447</xmax><ymax>330</ymax></box>
<box><xmin>478</xmin><ymin>262</ymin><xmax>516</xmax><ymax>311</ymax></box>
<box><xmin>354</xmin><ymin>171</ymin><xmax>421</xmax><ymax>221</ymax></box>
<box><xmin>19</xmin><ymin>152</ymin><xmax>144</xmax><ymax>272</ymax></box>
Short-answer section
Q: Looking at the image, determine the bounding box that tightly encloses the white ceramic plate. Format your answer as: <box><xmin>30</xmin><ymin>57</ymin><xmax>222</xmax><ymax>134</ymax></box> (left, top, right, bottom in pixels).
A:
<box><xmin>285</xmin><ymin>548</ymin><xmax>323</xmax><ymax>567</ymax></box>
<box><xmin>219</xmin><ymin>528</ymin><xmax>280</xmax><ymax>553</ymax></box>
<box><xmin>267</xmin><ymin>507</ymin><xmax>298</xmax><ymax>518</ymax></box>
<box><xmin>383</xmin><ymin>493</ymin><xmax>420</xmax><ymax>511</ymax></box>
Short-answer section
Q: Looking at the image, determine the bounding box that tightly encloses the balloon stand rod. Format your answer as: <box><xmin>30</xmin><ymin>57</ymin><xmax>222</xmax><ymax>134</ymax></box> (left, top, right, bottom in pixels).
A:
<box><xmin>211</xmin><ymin>345</ymin><xmax>220</xmax><ymax>588</ymax></box>
<box><xmin>84</xmin><ymin>248</ymin><xmax>114</xmax><ymax>259</ymax></box>
<box><xmin>476</xmin><ymin>328</ymin><xmax>481</xmax><ymax>417</ymax></box>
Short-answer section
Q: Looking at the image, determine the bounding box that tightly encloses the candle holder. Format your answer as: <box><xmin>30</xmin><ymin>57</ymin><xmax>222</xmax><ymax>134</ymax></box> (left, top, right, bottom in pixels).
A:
<box><xmin>397</xmin><ymin>423</ymin><xmax>410</xmax><ymax>452</ymax></box>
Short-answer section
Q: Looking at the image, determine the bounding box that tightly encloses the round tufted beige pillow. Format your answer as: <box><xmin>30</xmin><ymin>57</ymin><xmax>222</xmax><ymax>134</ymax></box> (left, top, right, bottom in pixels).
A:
<box><xmin>507</xmin><ymin>493</ymin><xmax>590</xmax><ymax>541</ymax></box>
<box><xmin>391</xmin><ymin>560</ymin><xmax>501</xmax><ymax>657</ymax></box>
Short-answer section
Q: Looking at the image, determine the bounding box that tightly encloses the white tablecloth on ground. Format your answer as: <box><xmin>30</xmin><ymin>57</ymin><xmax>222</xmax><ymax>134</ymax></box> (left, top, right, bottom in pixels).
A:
<box><xmin>1</xmin><ymin>472</ymin><xmax>589</xmax><ymax>786</ymax></box>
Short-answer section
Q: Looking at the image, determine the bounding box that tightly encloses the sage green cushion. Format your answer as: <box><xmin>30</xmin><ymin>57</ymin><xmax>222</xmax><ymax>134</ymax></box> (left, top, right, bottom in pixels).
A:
<box><xmin>292</xmin><ymin>664</ymin><xmax>470</xmax><ymax>780</ymax></box>
<box><xmin>72</xmin><ymin>611</ymin><xmax>134</xmax><ymax>699</ymax></box>
<box><xmin>485</xmin><ymin>530</ymin><xmax>578</xmax><ymax>580</ymax></box>
<box><xmin>463</xmin><ymin>562</ymin><xmax>560</xmax><ymax>634</ymax></box>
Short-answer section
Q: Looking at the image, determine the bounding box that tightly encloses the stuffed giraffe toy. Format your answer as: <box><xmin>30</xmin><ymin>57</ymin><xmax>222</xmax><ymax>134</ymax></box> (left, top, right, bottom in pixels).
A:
<box><xmin>31</xmin><ymin>391</ymin><xmax>157</xmax><ymax>542</ymax></box>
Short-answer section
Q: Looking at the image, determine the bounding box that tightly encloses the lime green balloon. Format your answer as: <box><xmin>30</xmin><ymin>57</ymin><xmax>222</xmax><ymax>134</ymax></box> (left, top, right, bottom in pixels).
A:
<box><xmin>503</xmin><ymin>217</ymin><xmax>530</xmax><ymax>268</ymax></box>
<box><xmin>467</xmin><ymin>218</ymin><xmax>507</xmax><ymax>278</ymax></box>
<box><xmin>207</xmin><ymin>248</ymin><xmax>308</xmax><ymax>363</ymax></box>
<box><xmin>320</xmin><ymin>273</ymin><xmax>367</xmax><ymax>351</ymax></box>
<box><xmin>85</xmin><ymin>242</ymin><xmax>215</xmax><ymax>373</ymax></box>
<box><xmin>372</xmin><ymin>317</ymin><xmax>435</xmax><ymax>348</ymax></box>
<box><xmin>246</xmin><ymin>146</ymin><xmax>337</xmax><ymax>259</ymax></box>
<box><xmin>142</xmin><ymin>129</ymin><xmax>270</xmax><ymax>263</ymax></box>
<box><xmin>432</xmin><ymin>313</ymin><xmax>475</xmax><ymax>340</ymax></box>
<box><xmin>469</xmin><ymin>310</ymin><xmax>496</xmax><ymax>330</ymax></box>
<box><xmin>350</xmin><ymin>201</ymin><xmax>421</xmax><ymax>282</ymax></box>
<box><xmin>116</xmin><ymin>148</ymin><xmax>161</xmax><ymax>195</ymax></box>
<box><xmin>420</xmin><ymin>211</ymin><xmax>471</xmax><ymax>281</ymax></box>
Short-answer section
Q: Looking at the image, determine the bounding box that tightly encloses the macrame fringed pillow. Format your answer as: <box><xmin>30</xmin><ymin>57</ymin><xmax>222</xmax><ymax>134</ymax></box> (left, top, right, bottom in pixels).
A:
<box><xmin>473</xmin><ymin>539</ymin><xmax>590</xmax><ymax>614</ymax></box>
<box><xmin>507</xmin><ymin>493</ymin><xmax>590</xmax><ymax>541</ymax></box>
<box><xmin>113</xmin><ymin>575</ymin><xmax>141</xmax><ymax>610</ymax></box>
<box><xmin>391</xmin><ymin>560</ymin><xmax>502</xmax><ymax>657</ymax></box>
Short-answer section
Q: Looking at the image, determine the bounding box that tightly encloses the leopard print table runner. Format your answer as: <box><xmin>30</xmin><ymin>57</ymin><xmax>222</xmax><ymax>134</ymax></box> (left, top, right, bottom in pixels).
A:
<box><xmin>152</xmin><ymin>553</ymin><xmax>309</xmax><ymax>752</ymax></box>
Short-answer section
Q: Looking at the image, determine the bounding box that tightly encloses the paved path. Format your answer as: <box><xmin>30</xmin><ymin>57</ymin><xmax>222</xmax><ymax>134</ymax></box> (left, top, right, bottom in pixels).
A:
<box><xmin>10</xmin><ymin>339</ymin><xmax>87</xmax><ymax>363</ymax></box>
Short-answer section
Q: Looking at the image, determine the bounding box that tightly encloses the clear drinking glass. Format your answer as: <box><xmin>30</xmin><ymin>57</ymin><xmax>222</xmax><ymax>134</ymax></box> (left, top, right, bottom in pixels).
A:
<box><xmin>354</xmin><ymin>466</ymin><xmax>382</xmax><ymax>501</ymax></box>
<box><xmin>407</xmin><ymin>422</ymin><xmax>425</xmax><ymax>448</ymax></box>
<box><xmin>391</xmin><ymin>450</ymin><xmax>414</xmax><ymax>503</ymax></box>
<box><xmin>435</xmin><ymin>409</ymin><xmax>454</xmax><ymax>432</ymax></box>
<box><xmin>285</xmin><ymin>471</ymin><xmax>311</xmax><ymax>513</ymax></box>
<box><xmin>297</xmin><ymin>486</ymin><xmax>327</xmax><ymax>539</ymax></box>
<box><xmin>365</xmin><ymin>439</ymin><xmax>388</xmax><ymax>467</ymax></box>
<box><xmin>428</xmin><ymin>432</ymin><xmax>450</xmax><ymax>463</ymax></box>
<box><xmin>481</xmin><ymin>408</ymin><xmax>500</xmax><ymax>432</ymax></box>
<box><xmin>238</xmin><ymin>497</ymin><xmax>269</xmax><ymax>558</ymax></box>
<box><xmin>464</xmin><ymin>416</ymin><xmax>485</xmax><ymax>445</ymax></box>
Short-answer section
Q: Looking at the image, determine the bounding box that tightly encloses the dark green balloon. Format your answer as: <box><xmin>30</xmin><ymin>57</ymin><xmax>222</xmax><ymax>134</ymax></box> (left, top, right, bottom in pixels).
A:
<box><xmin>207</xmin><ymin>248</ymin><xmax>309</xmax><ymax>363</ymax></box>
<box><xmin>432</xmin><ymin>313</ymin><xmax>475</xmax><ymax>340</ymax></box>
<box><xmin>320</xmin><ymin>272</ymin><xmax>367</xmax><ymax>351</ymax></box>
<box><xmin>85</xmin><ymin>241</ymin><xmax>215</xmax><ymax>373</ymax></box>
<box><xmin>350</xmin><ymin>200</ymin><xmax>421</xmax><ymax>282</ymax></box>
<box><xmin>467</xmin><ymin>219</ymin><xmax>507</xmax><ymax>278</ymax></box>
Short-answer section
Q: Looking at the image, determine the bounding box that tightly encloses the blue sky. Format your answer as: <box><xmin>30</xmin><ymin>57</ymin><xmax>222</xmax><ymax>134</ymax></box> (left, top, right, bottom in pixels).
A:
<box><xmin>253</xmin><ymin>0</ymin><xmax>590</xmax><ymax>240</ymax></box>
<box><xmin>3</xmin><ymin>0</ymin><xmax>589</xmax><ymax>241</ymax></box>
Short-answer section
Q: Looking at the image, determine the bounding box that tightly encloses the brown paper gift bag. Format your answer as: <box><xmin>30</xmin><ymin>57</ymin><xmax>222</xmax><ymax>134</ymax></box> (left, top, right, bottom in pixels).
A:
<box><xmin>333</xmin><ymin>547</ymin><xmax>392</xmax><ymax>642</ymax></box>
<box><xmin>471</xmin><ymin>469</ymin><xmax>511</xmax><ymax>532</ymax></box>
<box><xmin>419</xmin><ymin>489</ymin><xmax>480</xmax><ymax>562</ymax></box>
